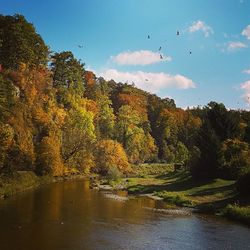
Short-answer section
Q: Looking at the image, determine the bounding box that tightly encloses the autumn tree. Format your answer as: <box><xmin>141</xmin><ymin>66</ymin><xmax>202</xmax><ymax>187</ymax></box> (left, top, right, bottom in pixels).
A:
<box><xmin>0</xmin><ymin>123</ymin><xmax>14</xmax><ymax>172</ymax></box>
<box><xmin>35</xmin><ymin>134</ymin><xmax>64</xmax><ymax>176</ymax></box>
<box><xmin>94</xmin><ymin>139</ymin><xmax>131</xmax><ymax>175</ymax></box>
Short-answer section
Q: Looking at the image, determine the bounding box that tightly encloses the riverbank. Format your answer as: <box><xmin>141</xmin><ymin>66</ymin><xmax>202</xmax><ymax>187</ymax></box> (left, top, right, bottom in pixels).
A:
<box><xmin>1</xmin><ymin>165</ymin><xmax>250</xmax><ymax>227</ymax></box>
<box><xmin>0</xmin><ymin>170</ymin><xmax>89</xmax><ymax>199</ymax></box>
<box><xmin>92</xmin><ymin>163</ymin><xmax>250</xmax><ymax>226</ymax></box>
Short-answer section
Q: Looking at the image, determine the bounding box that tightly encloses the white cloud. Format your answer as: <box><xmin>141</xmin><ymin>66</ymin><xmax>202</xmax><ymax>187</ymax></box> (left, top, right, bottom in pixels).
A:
<box><xmin>99</xmin><ymin>69</ymin><xmax>196</xmax><ymax>93</ymax></box>
<box><xmin>111</xmin><ymin>50</ymin><xmax>172</xmax><ymax>66</ymax></box>
<box><xmin>227</xmin><ymin>41</ymin><xmax>247</xmax><ymax>51</ymax></box>
<box><xmin>242</xmin><ymin>68</ymin><xmax>250</xmax><ymax>74</ymax></box>
<box><xmin>240</xmin><ymin>80</ymin><xmax>250</xmax><ymax>104</ymax></box>
<box><xmin>242</xmin><ymin>24</ymin><xmax>250</xmax><ymax>40</ymax></box>
<box><xmin>188</xmin><ymin>20</ymin><xmax>214</xmax><ymax>37</ymax></box>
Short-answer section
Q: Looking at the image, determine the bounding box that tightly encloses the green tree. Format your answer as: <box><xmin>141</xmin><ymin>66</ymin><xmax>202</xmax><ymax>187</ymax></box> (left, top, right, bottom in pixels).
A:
<box><xmin>115</xmin><ymin>105</ymin><xmax>141</xmax><ymax>147</ymax></box>
<box><xmin>96</xmin><ymin>95</ymin><xmax>115</xmax><ymax>139</ymax></box>
<box><xmin>62</xmin><ymin>106</ymin><xmax>96</xmax><ymax>172</ymax></box>
<box><xmin>219</xmin><ymin>139</ymin><xmax>250</xmax><ymax>179</ymax></box>
<box><xmin>51</xmin><ymin>51</ymin><xmax>85</xmax><ymax>90</ymax></box>
<box><xmin>175</xmin><ymin>142</ymin><xmax>189</xmax><ymax>164</ymax></box>
<box><xmin>0</xmin><ymin>14</ymin><xmax>49</xmax><ymax>69</ymax></box>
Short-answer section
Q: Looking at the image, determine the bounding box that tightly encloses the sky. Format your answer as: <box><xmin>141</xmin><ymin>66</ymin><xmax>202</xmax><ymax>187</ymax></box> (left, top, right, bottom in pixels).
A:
<box><xmin>1</xmin><ymin>0</ymin><xmax>250</xmax><ymax>109</ymax></box>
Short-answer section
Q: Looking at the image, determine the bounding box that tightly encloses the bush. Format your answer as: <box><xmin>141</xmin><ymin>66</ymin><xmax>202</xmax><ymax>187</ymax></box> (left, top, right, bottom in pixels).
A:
<box><xmin>223</xmin><ymin>204</ymin><xmax>250</xmax><ymax>226</ymax></box>
<box><xmin>107</xmin><ymin>166</ymin><xmax>122</xmax><ymax>181</ymax></box>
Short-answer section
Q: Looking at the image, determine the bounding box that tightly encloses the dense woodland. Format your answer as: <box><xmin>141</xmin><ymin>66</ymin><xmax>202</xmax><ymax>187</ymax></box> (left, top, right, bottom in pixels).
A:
<box><xmin>0</xmin><ymin>15</ymin><xmax>250</xmax><ymax>194</ymax></box>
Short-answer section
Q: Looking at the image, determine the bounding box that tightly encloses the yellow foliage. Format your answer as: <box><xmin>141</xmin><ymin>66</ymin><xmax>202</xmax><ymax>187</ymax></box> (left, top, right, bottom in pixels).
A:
<box><xmin>95</xmin><ymin>140</ymin><xmax>131</xmax><ymax>175</ymax></box>
<box><xmin>36</xmin><ymin>135</ymin><xmax>64</xmax><ymax>176</ymax></box>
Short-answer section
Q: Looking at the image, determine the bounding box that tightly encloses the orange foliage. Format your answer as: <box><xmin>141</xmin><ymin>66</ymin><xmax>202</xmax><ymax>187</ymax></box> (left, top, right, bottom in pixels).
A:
<box><xmin>8</xmin><ymin>63</ymin><xmax>52</xmax><ymax>105</ymax></box>
<box><xmin>36</xmin><ymin>135</ymin><xmax>64</xmax><ymax>176</ymax></box>
<box><xmin>84</xmin><ymin>71</ymin><xmax>96</xmax><ymax>86</ymax></box>
<box><xmin>118</xmin><ymin>93</ymin><xmax>148</xmax><ymax>121</ymax></box>
<box><xmin>85</xmin><ymin>99</ymin><xmax>99</xmax><ymax>117</ymax></box>
<box><xmin>94</xmin><ymin>140</ymin><xmax>131</xmax><ymax>175</ymax></box>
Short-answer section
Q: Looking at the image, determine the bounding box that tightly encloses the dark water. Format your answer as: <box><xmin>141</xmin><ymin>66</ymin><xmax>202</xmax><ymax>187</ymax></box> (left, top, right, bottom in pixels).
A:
<box><xmin>0</xmin><ymin>180</ymin><xmax>250</xmax><ymax>250</ymax></box>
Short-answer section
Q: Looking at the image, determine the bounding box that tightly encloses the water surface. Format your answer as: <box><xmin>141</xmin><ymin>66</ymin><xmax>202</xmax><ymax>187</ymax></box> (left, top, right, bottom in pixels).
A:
<box><xmin>0</xmin><ymin>180</ymin><xmax>250</xmax><ymax>250</ymax></box>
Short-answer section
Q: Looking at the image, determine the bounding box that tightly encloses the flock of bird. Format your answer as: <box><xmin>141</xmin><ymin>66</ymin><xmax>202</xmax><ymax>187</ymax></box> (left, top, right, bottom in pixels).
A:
<box><xmin>147</xmin><ymin>30</ymin><xmax>192</xmax><ymax>63</ymax></box>
<box><xmin>144</xmin><ymin>30</ymin><xmax>192</xmax><ymax>82</ymax></box>
<box><xmin>77</xmin><ymin>30</ymin><xmax>192</xmax><ymax>85</ymax></box>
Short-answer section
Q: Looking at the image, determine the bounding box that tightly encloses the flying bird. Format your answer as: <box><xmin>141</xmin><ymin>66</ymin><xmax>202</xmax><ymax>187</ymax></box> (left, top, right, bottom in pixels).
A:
<box><xmin>145</xmin><ymin>79</ymin><xmax>149</xmax><ymax>81</ymax></box>
<box><xmin>160</xmin><ymin>54</ymin><xmax>163</xmax><ymax>59</ymax></box>
<box><xmin>78</xmin><ymin>45</ymin><xmax>83</xmax><ymax>48</ymax></box>
<box><xmin>176</xmin><ymin>30</ymin><xmax>180</xmax><ymax>36</ymax></box>
<box><xmin>158</xmin><ymin>46</ymin><xmax>162</xmax><ymax>51</ymax></box>
<box><xmin>147</xmin><ymin>35</ymin><xmax>150</xmax><ymax>39</ymax></box>
<box><xmin>189</xmin><ymin>51</ymin><xmax>192</xmax><ymax>55</ymax></box>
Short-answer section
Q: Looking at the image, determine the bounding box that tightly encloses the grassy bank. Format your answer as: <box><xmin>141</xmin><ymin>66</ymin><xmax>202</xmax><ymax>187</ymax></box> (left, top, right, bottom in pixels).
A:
<box><xmin>222</xmin><ymin>204</ymin><xmax>250</xmax><ymax>226</ymax></box>
<box><xmin>114</xmin><ymin>163</ymin><xmax>250</xmax><ymax>226</ymax></box>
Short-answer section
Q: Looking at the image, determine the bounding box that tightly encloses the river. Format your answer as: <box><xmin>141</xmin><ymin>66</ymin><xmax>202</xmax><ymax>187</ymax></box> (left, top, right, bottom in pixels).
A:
<box><xmin>0</xmin><ymin>179</ymin><xmax>249</xmax><ymax>250</ymax></box>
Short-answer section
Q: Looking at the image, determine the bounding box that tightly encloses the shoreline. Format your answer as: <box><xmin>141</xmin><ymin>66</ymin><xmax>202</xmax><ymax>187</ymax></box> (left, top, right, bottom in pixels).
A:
<box><xmin>0</xmin><ymin>171</ymin><xmax>91</xmax><ymax>200</ymax></box>
<box><xmin>89</xmin><ymin>170</ymin><xmax>250</xmax><ymax>227</ymax></box>
<box><xmin>1</xmin><ymin>169</ymin><xmax>249</xmax><ymax>227</ymax></box>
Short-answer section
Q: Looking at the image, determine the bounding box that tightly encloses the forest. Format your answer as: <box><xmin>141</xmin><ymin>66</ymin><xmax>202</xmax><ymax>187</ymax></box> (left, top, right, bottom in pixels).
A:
<box><xmin>0</xmin><ymin>14</ymin><xmax>250</xmax><ymax>197</ymax></box>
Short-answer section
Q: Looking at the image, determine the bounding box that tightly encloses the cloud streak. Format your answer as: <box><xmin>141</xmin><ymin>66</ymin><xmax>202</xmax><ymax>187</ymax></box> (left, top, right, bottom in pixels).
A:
<box><xmin>242</xmin><ymin>24</ymin><xmax>250</xmax><ymax>40</ymax></box>
<box><xmin>111</xmin><ymin>50</ymin><xmax>171</xmax><ymax>66</ymax></box>
<box><xmin>227</xmin><ymin>41</ymin><xmax>247</xmax><ymax>51</ymax></box>
<box><xmin>188</xmin><ymin>20</ymin><xmax>213</xmax><ymax>37</ymax></box>
<box><xmin>99</xmin><ymin>69</ymin><xmax>196</xmax><ymax>93</ymax></box>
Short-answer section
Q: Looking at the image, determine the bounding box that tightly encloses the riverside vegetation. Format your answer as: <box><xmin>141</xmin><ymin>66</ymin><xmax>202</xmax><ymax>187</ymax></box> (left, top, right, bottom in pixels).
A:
<box><xmin>0</xmin><ymin>14</ymin><xmax>250</xmax><ymax>225</ymax></box>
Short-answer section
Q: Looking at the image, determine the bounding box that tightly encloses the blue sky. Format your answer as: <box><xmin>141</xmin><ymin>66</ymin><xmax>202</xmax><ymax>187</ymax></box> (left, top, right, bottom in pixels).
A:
<box><xmin>1</xmin><ymin>0</ymin><xmax>250</xmax><ymax>109</ymax></box>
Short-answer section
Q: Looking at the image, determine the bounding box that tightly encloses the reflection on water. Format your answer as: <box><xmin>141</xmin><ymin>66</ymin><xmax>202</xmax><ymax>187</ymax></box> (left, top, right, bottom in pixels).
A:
<box><xmin>0</xmin><ymin>180</ymin><xmax>250</xmax><ymax>250</ymax></box>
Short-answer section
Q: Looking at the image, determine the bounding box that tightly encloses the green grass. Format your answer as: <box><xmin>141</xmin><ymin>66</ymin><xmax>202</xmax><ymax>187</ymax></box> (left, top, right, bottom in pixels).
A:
<box><xmin>222</xmin><ymin>204</ymin><xmax>250</xmax><ymax>226</ymax></box>
<box><xmin>126</xmin><ymin>164</ymin><xmax>237</xmax><ymax>210</ymax></box>
<box><xmin>154</xmin><ymin>191</ymin><xmax>194</xmax><ymax>207</ymax></box>
<box><xmin>132</xmin><ymin>163</ymin><xmax>174</xmax><ymax>176</ymax></box>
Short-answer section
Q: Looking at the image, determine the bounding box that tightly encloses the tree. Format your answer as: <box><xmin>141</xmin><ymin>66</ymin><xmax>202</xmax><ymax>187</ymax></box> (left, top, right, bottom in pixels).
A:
<box><xmin>191</xmin><ymin>122</ymin><xmax>220</xmax><ymax>179</ymax></box>
<box><xmin>94</xmin><ymin>139</ymin><xmax>131</xmax><ymax>175</ymax></box>
<box><xmin>50</xmin><ymin>51</ymin><xmax>85</xmax><ymax>105</ymax></box>
<box><xmin>62</xmin><ymin>106</ymin><xmax>96</xmax><ymax>172</ymax></box>
<box><xmin>35</xmin><ymin>135</ymin><xmax>64</xmax><ymax>176</ymax></box>
<box><xmin>0</xmin><ymin>14</ymin><xmax>49</xmax><ymax>69</ymax></box>
<box><xmin>175</xmin><ymin>142</ymin><xmax>189</xmax><ymax>165</ymax></box>
<box><xmin>0</xmin><ymin>73</ymin><xmax>16</xmax><ymax>121</ymax></box>
<box><xmin>115</xmin><ymin>105</ymin><xmax>141</xmax><ymax>147</ymax></box>
<box><xmin>218</xmin><ymin>139</ymin><xmax>250</xmax><ymax>179</ymax></box>
<box><xmin>96</xmin><ymin>95</ymin><xmax>115</xmax><ymax>139</ymax></box>
<box><xmin>0</xmin><ymin>123</ymin><xmax>14</xmax><ymax>172</ymax></box>
<box><xmin>191</xmin><ymin>102</ymin><xmax>241</xmax><ymax>179</ymax></box>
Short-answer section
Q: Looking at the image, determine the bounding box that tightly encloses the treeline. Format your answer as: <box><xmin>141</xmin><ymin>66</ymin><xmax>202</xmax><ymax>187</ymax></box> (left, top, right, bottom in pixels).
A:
<box><xmin>0</xmin><ymin>14</ymin><xmax>250</xmax><ymax>193</ymax></box>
